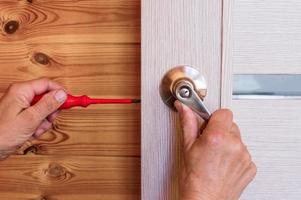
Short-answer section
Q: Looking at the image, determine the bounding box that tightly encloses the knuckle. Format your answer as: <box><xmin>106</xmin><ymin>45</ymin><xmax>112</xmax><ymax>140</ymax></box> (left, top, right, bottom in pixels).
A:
<box><xmin>231</xmin><ymin>138</ymin><xmax>245</xmax><ymax>153</ymax></box>
<box><xmin>243</xmin><ymin>151</ymin><xmax>251</xmax><ymax>162</ymax></box>
<box><xmin>42</xmin><ymin>96</ymin><xmax>56</xmax><ymax>112</ymax></box>
<box><xmin>232</xmin><ymin>122</ymin><xmax>239</xmax><ymax>130</ymax></box>
<box><xmin>205</xmin><ymin>130</ymin><xmax>225</xmax><ymax>147</ymax></box>
<box><xmin>7</xmin><ymin>83</ymin><xmax>20</xmax><ymax>94</ymax></box>
<box><xmin>240</xmin><ymin>151</ymin><xmax>252</xmax><ymax>166</ymax></box>
<box><xmin>249</xmin><ymin>162</ymin><xmax>257</xmax><ymax>177</ymax></box>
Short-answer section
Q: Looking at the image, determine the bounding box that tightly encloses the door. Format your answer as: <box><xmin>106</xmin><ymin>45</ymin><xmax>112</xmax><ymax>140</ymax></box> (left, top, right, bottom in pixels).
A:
<box><xmin>0</xmin><ymin>0</ymin><xmax>140</xmax><ymax>199</ymax></box>
<box><xmin>142</xmin><ymin>0</ymin><xmax>301</xmax><ymax>199</ymax></box>
<box><xmin>223</xmin><ymin>1</ymin><xmax>301</xmax><ymax>199</ymax></box>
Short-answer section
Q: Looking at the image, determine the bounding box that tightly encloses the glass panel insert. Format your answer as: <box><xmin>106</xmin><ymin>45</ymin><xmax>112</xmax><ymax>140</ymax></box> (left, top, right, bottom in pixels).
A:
<box><xmin>233</xmin><ymin>74</ymin><xmax>301</xmax><ymax>99</ymax></box>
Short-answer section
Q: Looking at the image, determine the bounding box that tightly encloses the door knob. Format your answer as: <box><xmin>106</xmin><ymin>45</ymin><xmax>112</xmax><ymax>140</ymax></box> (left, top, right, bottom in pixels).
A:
<box><xmin>160</xmin><ymin>65</ymin><xmax>211</xmax><ymax>121</ymax></box>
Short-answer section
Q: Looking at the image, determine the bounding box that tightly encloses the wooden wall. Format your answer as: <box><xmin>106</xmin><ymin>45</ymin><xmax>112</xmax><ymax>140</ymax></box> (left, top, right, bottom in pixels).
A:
<box><xmin>0</xmin><ymin>0</ymin><xmax>140</xmax><ymax>199</ymax></box>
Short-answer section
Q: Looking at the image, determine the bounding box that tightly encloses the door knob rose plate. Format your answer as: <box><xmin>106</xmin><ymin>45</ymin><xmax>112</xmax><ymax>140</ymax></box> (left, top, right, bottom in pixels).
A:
<box><xmin>159</xmin><ymin>65</ymin><xmax>211</xmax><ymax>121</ymax></box>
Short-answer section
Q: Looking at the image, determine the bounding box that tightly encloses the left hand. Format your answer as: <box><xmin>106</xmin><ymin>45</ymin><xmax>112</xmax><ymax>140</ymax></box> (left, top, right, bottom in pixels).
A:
<box><xmin>0</xmin><ymin>78</ymin><xmax>67</xmax><ymax>159</ymax></box>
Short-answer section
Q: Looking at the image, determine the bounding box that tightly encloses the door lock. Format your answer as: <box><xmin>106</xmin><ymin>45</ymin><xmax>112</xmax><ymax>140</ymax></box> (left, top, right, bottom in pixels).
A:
<box><xmin>159</xmin><ymin>65</ymin><xmax>211</xmax><ymax>121</ymax></box>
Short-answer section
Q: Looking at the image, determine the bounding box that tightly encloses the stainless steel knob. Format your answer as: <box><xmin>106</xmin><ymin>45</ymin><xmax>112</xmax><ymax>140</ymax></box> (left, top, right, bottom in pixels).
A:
<box><xmin>159</xmin><ymin>65</ymin><xmax>211</xmax><ymax>121</ymax></box>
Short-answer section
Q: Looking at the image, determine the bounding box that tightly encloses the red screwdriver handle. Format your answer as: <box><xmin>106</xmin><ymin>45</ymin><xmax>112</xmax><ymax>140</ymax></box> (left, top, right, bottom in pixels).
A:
<box><xmin>32</xmin><ymin>94</ymin><xmax>90</xmax><ymax>109</ymax></box>
<box><xmin>31</xmin><ymin>93</ymin><xmax>139</xmax><ymax>110</ymax></box>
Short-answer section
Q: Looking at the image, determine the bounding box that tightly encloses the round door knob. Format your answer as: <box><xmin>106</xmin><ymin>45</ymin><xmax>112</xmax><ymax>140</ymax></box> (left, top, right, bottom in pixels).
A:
<box><xmin>159</xmin><ymin>65</ymin><xmax>211</xmax><ymax>121</ymax></box>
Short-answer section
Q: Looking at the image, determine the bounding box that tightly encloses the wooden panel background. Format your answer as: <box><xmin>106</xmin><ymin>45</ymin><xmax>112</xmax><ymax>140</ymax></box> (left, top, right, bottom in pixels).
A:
<box><xmin>142</xmin><ymin>0</ymin><xmax>222</xmax><ymax>199</ymax></box>
<box><xmin>0</xmin><ymin>0</ymin><xmax>140</xmax><ymax>199</ymax></box>
<box><xmin>222</xmin><ymin>0</ymin><xmax>301</xmax><ymax>199</ymax></box>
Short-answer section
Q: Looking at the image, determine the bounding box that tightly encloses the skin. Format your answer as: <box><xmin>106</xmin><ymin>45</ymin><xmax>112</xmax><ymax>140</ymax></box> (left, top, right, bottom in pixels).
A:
<box><xmin>0</xmin><ymin>78</ymin><xmax>67</xmax><ymax>159</ymax></box>
<box><xmin>0</xmin><ymin>78</ymin><xmax>256</xmax><ymax>199</ymax></box>
<box><xmin>175</xmin><ymin>101</ymin><xmax>257</xmax><ymax>200</ymax></box>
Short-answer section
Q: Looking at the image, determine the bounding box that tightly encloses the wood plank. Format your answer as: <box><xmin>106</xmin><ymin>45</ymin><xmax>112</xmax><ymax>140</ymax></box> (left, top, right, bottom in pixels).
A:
<box><xmin>0</xmin><ymin>43</ymin><xmax>141</xmax><ymax>157</ymax></box>
<box><xmin>0</xmin><ymin>155</ymin><xmax>140</xmax><ymax>200</ymax></box>
<box><xmin>0</xmin><ymin>0</ymin><xmax>140</xmax><ymax>44</ymax></box>
<box><xmin>0</xmin><ymin>0</ymin><xmax>141</xmax><ymax>199</ymax></box>
<box><xmin>231</xmin><ymin>0</ymin><xmax>301</xmax><ymax>74</ymax></box>
<box><xmin>17</xmin><ymin>106</ymin><xmax>140</xmax><ymax>157</ymax></box>
<box><xmin>232</xmin><ymin>100</ymin><xmax>301</xmax><ymax>200</ymax></box>
<box><xmin>0</xmin><ymin>43</ymin><xmax>140</xmax><ymax>98</ymax></box>
<box><xmin>142</xmin><ymin>0</ymin><xmax>222</xmax><ymax>199</ymax></box>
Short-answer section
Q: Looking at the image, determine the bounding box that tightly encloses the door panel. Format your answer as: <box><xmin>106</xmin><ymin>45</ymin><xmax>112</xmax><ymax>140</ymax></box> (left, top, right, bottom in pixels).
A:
<box><xmin>0</xmin><ymin>0</ymin><xmax>140</xmax><ymax>199</ymax></box>
<box><xmin>142</xmin><ymin>0</ymin><xmax>222</xmax><ymax>199</ymax></box>
<box><xmin>222</xmin><ymin>0</ymin><xmax>301</xmax><ymax>199</ymax></box>
<box><xmin>232</xmin><ymin>100</ymin><xmax>301</xmax><ymax>199</ymax></box>
<box><xmin>232</xmin><ymin>0</ymin><xmax>301</xmax><ymax>74</ymax></box>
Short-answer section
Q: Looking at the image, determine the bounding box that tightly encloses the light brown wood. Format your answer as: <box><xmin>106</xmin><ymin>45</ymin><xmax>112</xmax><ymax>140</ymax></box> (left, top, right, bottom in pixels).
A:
<box><xmin>16</xmin><ymin>106</ymin><xmax>140</xmax><ymax>157</ymax></box>
<box><xmin>0</xmin><ymin>43</ymin><xmax>140</xmax><ymax>98</ymax></box>
<box><xmin>142</xmin><ymin>0</ymin><xmax>222</xmax><ymax>199</ymax></box>
<box><xmin>0</xmin><ymin>0</ymin><xmax>140</xmax><ymax>199</ymax></box>
<box><xmin>0</xmin><ymin>0</ymin><xmax>140</xmax><ymax>44</ymax></box>
<box><xmin>0</xmin><ymin>155</ymin><xmax>140</xmax><ymax>200</ymax></box>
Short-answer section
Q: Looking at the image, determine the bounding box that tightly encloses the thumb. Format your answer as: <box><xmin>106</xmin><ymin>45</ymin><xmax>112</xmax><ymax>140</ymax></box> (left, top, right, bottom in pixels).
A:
<box><xmin>20</xmin><ymin>90</ymin><xmax>67</xmax><ymax>128</ymax></box>
<box><xmin>175</xmin><ymin>101</ymin><xmax>202</xmax><ymax>151</ymax></box>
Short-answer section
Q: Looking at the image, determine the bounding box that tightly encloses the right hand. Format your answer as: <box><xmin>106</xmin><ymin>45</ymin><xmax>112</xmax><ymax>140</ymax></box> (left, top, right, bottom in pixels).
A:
<box><xmin>0</xmin><ymin>78</ymin><xmax>67</xmax><ymax>159</ymax></box>
<box><xmin>175</xmin><ymin>101</ymin><xmax>257</xmax><ymax>200</ymax></box>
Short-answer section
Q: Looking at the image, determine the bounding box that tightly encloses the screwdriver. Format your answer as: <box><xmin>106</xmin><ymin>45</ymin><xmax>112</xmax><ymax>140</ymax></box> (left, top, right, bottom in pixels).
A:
<box><xmin>31</xmin><ymin>93</ymin><xmax>141</xmax><ymax>110</ymax></box>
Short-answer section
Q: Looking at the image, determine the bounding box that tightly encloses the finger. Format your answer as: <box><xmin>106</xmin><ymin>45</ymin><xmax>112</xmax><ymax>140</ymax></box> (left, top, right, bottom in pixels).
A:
<box><xmin>47</xmin><ymin>110</ymin><xmax>61</xmax><ymax>123</ymax></box>
<box><xmin>175</xmin><ymin>100</ymin><xmax>203</xmax><ymax>151</ymax></box>
<box><xmin>33</xmin><ymin>119</ymin><xmax>52</xmax><ymax>138</ymax></box>
<box><xmin>18</xmin><ymin>89</ymin><xmax>67</xmax><ymax>132</ymax></box>
<box><xmin>203</xmin><ymin>109</ymin><xmax>233</xmax><ymax>136</ymax></box>
<box><xmin>230</xmin><ymin>122</ymin><xmax>241</xmax><ymax>139</ymax></box>
<box><xmin>3</xmin><ymin>78</ymin><xmax>64</xmax><ymax>114</ymax></box>
<box><xmin>20</xmin><ymin>78</ymin><xmax>64</xmax><ymax>103</ymax></box>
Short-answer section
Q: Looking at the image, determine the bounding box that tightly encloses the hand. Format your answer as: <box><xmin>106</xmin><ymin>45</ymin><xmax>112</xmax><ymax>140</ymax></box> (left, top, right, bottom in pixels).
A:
<box><xmin>175</xmin><ymin>101</ymin><xmax>257</xmax><ymax>200</ymax></box>
<box><xmin>0</xmin><ymin>78</ymin><xmax>67</xmax><ymax>159</ymax></box>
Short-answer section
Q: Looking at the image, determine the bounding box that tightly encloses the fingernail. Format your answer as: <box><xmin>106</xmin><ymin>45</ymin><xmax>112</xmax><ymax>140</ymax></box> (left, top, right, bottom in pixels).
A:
<box><xmin>55</xmin><ymin>90</ymin><xmax>67</xmax><ymax>103</ymax></box>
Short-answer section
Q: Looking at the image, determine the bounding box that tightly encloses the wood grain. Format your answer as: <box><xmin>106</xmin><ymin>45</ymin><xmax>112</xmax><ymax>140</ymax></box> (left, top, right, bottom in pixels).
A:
<box><xmin>0</xmin><ymin>0</ymin><xmax>140</xmax><ymax>199</ymax></box>
<box><xmin>142</xmin><ymin>0</ymin><xmax>222</xmax><ymax>199</ymax></box>
<box><xmin>222</xmin><ymin>0</ymin><xmax>301</xmax><ymax>199</ymax></box>
<box><xmin>0</xmin><ymin>43</ymin><xmax>140</xmax><ymax>97</ymax></box>
<box><xmin>17</xmin><ymin>106</ymin><xmax>140</xmax><ymax>157</ymax></box>
<box><xmin>0</xmin><ymin>155</ymin><xmax>140</xmax><ymax>200</ymax></box>
<box><xmin>232</xmin><ymin>100</ymin><xmax>301</xmax><ymax>200</ymax></box>
<box><xmin>221</xmin><ymin>0</ymin><xmax>234</xmax><ymax>108</ymax></box>
<box><xmin>232</xmin><ymin>0</ymin><xmax>301</xmax><ymax>74</ymax></box>
<box><xmin>0</xmin><ymin>0</ymin><xmax>140</xmax><ymax>44</ymax></box>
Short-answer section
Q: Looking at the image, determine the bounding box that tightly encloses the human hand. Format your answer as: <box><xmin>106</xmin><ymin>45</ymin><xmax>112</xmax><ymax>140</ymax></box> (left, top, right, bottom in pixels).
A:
<box><xmin>0</xmin><ymin>78</ymin><xmax>67</xmax><ymax>159</ymax></box>
<box><xmin>175</xmin><ymin>101</ymin><xmax>256</xmax><ymax>200</ymax></box>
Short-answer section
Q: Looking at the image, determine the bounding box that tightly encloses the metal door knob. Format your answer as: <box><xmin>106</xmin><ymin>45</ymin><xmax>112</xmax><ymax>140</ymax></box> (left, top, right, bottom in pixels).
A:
<box><xmin>159</xmin><ymin>65</ymin><xmax>211</xmax><ymax>121</ymax></box>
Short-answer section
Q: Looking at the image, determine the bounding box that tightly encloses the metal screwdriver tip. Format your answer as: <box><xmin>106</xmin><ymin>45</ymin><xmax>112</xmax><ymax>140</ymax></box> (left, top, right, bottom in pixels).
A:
<box><xmin>132</xmin><ymin>99</ymin><xmax>141</xmax><ymax>103</ymax></box>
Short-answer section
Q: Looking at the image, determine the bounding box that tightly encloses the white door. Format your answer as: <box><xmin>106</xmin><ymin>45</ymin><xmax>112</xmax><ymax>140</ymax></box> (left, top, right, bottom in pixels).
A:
<box><xmin>142</xmin><ymin>0</ymin><xmax>301</xmax><ymax>200</ymax></box>
<box><xmin>222</xmin><ymin>1</ymin><xmax>301</xmax><ymax>199</ymax></box>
